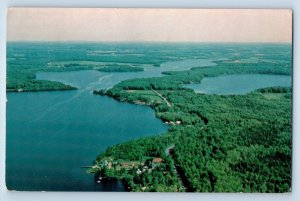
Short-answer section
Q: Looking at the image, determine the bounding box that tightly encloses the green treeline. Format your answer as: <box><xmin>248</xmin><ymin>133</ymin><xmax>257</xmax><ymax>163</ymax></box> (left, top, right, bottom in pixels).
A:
<box><xmin>98</xmin><ymin>65</ymin><xmax>144</xmax><ymax>72</ymax></box>
<box><xmin>6</xmin><ymin>78</ymin><xmax>77</xmax><ymax>92</ymax></box>
<box><xmin>257</xmin><ymin>86</ymin><xmax>292</xmax><ymax>93</ymax></box>
<box><xmin>93</xmin><ymin>58</ymin><xmax>292</xmax><ymax>192</ymax></box>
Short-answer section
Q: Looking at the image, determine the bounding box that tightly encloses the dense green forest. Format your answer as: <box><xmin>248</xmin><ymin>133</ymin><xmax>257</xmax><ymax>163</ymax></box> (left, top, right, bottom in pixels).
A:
<box><xmin>93</xmin><ymin>59</ymin><xmax>292</xmax><ymax>192</ymax></box>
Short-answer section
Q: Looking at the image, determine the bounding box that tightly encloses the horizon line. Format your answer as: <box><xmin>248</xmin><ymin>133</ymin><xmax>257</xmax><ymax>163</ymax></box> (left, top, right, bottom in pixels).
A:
<box><xmin>6</xmin><ymin>40</ymin><xmax>292</xmax><ymax>44</ymax></box>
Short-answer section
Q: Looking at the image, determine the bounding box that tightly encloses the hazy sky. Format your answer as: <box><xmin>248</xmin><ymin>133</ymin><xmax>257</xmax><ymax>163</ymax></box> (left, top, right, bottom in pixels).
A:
<box><xmin>7</xmin><ymin>8</ymin><xmax>292</xmax><ymax>43</ymax></box>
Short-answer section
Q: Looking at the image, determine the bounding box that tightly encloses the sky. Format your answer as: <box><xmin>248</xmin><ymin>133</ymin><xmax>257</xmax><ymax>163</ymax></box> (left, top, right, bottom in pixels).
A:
<box><xmin>7</xmin><ymin>8</ymin><xmax>292</xmax><ymax>43</ymax></box>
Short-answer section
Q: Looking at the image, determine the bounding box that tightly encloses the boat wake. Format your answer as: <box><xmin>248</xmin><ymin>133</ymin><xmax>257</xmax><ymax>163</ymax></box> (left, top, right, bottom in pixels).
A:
<box><xmin>31</xmin><ymin>74</ymin><xmax>113</xmax><ymax>122</ymax></box>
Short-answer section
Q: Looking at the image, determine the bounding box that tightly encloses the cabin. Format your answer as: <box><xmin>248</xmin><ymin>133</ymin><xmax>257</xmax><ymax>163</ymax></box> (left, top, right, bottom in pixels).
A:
<box><xmin>152</xmin><ymin>157</ymin><xmax>163</xmax><ymax>163</ymax></box>
<box><xmin>175</xmin><ymin>120</ymin><xmax>181</xmax><ymax>124</ymax></box>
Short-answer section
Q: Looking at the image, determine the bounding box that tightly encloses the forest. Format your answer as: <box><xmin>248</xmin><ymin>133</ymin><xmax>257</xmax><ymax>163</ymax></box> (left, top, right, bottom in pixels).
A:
<box><xmin>93</xmin><ymin>59</ymin><xmax>292</xmax><ymax>192</ymax></box>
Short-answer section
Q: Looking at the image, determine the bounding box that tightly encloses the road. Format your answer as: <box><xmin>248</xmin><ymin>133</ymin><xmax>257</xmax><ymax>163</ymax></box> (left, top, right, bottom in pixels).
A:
<box><xmin>152</xmin><ymin>89</ymin><xmax>172</xmax><ymax>107</ymax></box>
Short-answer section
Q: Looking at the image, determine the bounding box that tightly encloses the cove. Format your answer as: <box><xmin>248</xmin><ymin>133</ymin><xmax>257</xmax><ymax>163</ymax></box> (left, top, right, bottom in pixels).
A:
<box><xmin>6</xmin><ymin>70</ymin><xmax>170</xmax><ymax>191</ymax></box>
<box><xmin>184</xmin><ymin>74</ymin><xmax>291</xmax><ymax>95</ymax></box>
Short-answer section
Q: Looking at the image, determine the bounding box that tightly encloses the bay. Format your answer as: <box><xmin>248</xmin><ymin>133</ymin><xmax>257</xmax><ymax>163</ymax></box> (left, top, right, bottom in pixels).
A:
<box><xmin>6</xmin><ymin>57</ymin><xmax>213</xmax><ymax>191</ymax></box>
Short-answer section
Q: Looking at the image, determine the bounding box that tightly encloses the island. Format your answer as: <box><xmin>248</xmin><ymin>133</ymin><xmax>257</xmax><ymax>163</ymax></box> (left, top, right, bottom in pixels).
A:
<box><xmin>97</xmin><ymin>64</ymin><xmax>144</xmax><ymax>72</ymax></box>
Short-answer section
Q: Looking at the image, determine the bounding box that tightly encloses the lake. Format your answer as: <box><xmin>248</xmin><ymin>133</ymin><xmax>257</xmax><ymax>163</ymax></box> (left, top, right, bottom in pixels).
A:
<box><xmin>184</xmin><ymin>74</ymin><xmax>291</xmax><ymax>95</ymax></box>
<box><xmin>6</xmin><ymin>58</ymin><xmax>214</xmax><ymax>191</ymax></box>
<box><xmin>6</xmin><ymin>71</ymin><xmax>170</xmax><ymax>191</ymax></box>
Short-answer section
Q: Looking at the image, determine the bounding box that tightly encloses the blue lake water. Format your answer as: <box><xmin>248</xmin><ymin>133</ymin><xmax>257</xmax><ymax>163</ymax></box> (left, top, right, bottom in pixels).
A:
<box><xmin>6</xmin><ymin>71</ymin><xmax>169</xmax><ymax>191</ymax></box>
<box><xmin>184</xmin><ymin>74</ymin><xmax>291</xmax><ymax>95</ymax></box>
